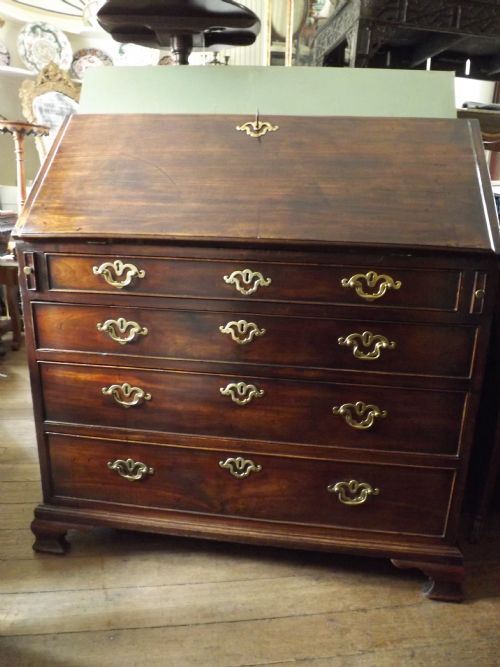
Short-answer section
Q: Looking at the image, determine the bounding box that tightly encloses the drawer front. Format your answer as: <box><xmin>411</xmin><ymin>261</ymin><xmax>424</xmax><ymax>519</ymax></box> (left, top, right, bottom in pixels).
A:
<box><xmin>45</xmin><ymin>253</ymin><xmax>461</xmax><ymax>311</ymax></box>
<box><xmin>47</xmin><ymin>433</ymin><xmax>454</xmax><ymax>537</ymax></box>
<box><xmin>33</xmin><ymin>303</ymin><xmax>476</xmax><ymax>378</ymax></box>
<box><xmin>40</xmin><ymin>363</ymin><xmax>466</xmax><ymax>454</ymax></box>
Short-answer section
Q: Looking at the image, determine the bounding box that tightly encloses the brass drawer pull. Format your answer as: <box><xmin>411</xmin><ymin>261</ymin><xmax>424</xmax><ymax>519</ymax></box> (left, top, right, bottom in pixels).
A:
<box><xmin>220</xmin><ymin>381</ymin><xmax>264</xmax><ymax>406</ymax></box>
<box><xmin>327</xmin><ymin>480</ymin><xmax>380</xmax><ymax>506</ymax></box>
<box><xmin>332</xmin><ymin>401</ymin><xmax>387</xmax><ymax>430</ymax></box>
<box><xmin>102</xmin><ymin>383</ymin><xmax>152</xmax><ymax>408</ymax></box>
<box><xmin>219</xmin><ymin>319</ymin><xmax>266</xmax><ymax>345</ymax></box>
<box><xmin>236</xmin><ymin>116</ymin><xmax>279</xmax><ymax>139</ymax></box>
<box><xmin>223</xmin><ymin>269</ymin><xmax>271</xmax><ymax>296</ymax></box>
<box><xmin>107</xmin><ymin>458</ymin><xmax>154</xmax><ymax>481</ymax></box>
<box><xmin>92</xmin><ymin>260</ymin><xmax>146</xmax><ymax>289</ymax></box>
<box><xmin>97</xmin><ymin>317</ymin><xmax>148</xmax><ymax>344</ymax></box>
<box><xmin>338</xmin><ymin>330</ymin><xmax>396</xmax><ymax>361</ymax></box>
<box><xmin>341</xmin><ymin>271</ymin><xmax>401</xmax><ymax>301</ymax></box>
<box><xmin>219</xmin><ymin>456</ymin><xmax>262</xmax><ymax>478</ymax></box>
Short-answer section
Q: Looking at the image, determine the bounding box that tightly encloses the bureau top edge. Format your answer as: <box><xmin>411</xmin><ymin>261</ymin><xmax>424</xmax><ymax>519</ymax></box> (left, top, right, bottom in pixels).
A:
<box><xmin>12</xmin><ymin>235</ymin><xmax>500</xmax><ymax>259</ymax></box>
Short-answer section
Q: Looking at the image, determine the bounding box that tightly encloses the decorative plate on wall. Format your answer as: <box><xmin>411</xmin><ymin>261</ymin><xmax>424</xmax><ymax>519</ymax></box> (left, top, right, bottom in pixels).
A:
<box><xmin>271</xmin><ymin>0</ymin><xmax>309</xmax><ymax>40</ymax></box>
<box><xmin>314</xmin><ymin>0</ymin><xmax>333</xmax><ymax>16</ymax></box>
<box><xmin>117</xmin><ymin>43</ymin><xmax>159</xmax><ymax>66</ymax></box>
<box><xmin>71</xmin><ymin>48</ymin><xmax>113</xmax><ymax>80</ymax></box>
<box><xmin>158</xmin><ymin>54</ymin><xmax>174</xmax><ymax>66</ymax></box>
<box><xmin>0</xmin><ymin>39</ymin><xmax>10</xmax><ymax>67</ymax></box>
<box><xmin>17</xmin><ymin>21</ymin><xmax>72</xmax><ymax>72</ymax></box>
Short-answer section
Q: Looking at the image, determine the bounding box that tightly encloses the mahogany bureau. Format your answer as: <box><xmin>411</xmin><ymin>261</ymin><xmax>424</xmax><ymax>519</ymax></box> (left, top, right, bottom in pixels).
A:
<box><xmin>14</xmin><ymin>113</ymin><xmax>500</xmax><ymax>601</ymax></box>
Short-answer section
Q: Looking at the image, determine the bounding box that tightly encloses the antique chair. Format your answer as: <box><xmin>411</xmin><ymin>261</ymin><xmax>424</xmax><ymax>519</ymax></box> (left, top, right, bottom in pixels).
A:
<box><xmin>0</xmin><ymin>253</ymin><xmax>22</xmax><ymax>354</ymax></box>
<box><xmin>0</xmin><ymin>210</ymin><xmax>21</xmax><ymax>354</ymax></box>
<box><xmin>19</xmin><ymin>62</ymin><xmax>81</xmax><ymax>162</ymax></box>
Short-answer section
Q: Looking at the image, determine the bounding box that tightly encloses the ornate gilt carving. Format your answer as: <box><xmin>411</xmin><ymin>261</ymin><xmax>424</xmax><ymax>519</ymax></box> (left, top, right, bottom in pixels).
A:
<box><xmin>220</xmin><ymin>381</ymin><xmax>264</xmax><ymax>406</ymax></box>
<box><xmin>338</xmin><ymin>330</ymin><xmax>396</xmax><ymax>361</ymax></box>
<box><xmin>97</xmin><ymin>317</ymin><xmax>148</xmax><ymax>345</ymax></box>
<box><xmin>219</xmin><ymin>320</ymin><xmax>266</xmax><ymax>345</ymax></box>
<box><xmin>19</xmin><ymin>62</ymin><xmax>81</xmax><ymax>159</ymax></box>
<box><xmin>332</xmin><ymin>401</ymin><xmax>387</xmax><ymax>430</ymax></box>
<box><xmin>107</xmin><ymin>458</ymin><xmax>154</xmax><ymax>481</ymax></box>
<box><xmin>327</xmin><ymin>479</ymin><xmax>380</xmax><ymax>506</ymax></box>
<box><xmin>20</xmin><ymin>62</ymin><xmax>81</xmax><ymax>122</ymax></box>
<box><xmin>219</xmin><ymin>456</ymin><xmax>262</xmax><ymax>478</ymax></box>
<box><xmin>92</xmin><ymin>260</ymin><xmax>146</xmax><ymax>289</ymax></box>
<box><xmin>102</xmin><ymin>383</ymin><xmax>152</xmax><ymax>408</ymax></box>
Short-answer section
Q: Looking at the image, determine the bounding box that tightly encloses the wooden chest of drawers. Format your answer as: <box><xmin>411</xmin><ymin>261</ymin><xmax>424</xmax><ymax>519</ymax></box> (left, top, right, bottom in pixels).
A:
<box><xmin>14</xmin><ymin>114</ymin><xmax>500</xmax><ymax>601</ymax></box>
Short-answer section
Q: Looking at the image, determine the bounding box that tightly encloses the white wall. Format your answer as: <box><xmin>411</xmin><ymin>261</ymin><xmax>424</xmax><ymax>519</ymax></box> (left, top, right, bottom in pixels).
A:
<box><xmin>455</xmin><ymin>77</ymin><xmax>495</xmax><ymax>108</ymax></box>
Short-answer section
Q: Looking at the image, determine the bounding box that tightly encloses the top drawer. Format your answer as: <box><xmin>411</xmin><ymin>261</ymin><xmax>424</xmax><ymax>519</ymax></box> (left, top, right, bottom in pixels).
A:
<box><xmin>44</xmin><ymin>253</ymin><xmax>462</xmax><ymax>311</ymax></box>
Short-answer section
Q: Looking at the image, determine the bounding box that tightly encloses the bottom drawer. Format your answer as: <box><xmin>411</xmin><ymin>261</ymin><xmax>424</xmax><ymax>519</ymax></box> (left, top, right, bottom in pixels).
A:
<box><xmin>47</xmin><ymin>433</ymin><xmax>455</xmax><ymax>538</ymax></box>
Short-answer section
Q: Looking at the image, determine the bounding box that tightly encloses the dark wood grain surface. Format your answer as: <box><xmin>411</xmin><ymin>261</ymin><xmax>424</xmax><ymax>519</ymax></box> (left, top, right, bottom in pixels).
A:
<box><xmin>43</xmin><ymin>252</ymin><xmax>464</xmax><ymax>310</ymax></box>
<box><xmin>47</xmin><ymin>433</ymin><xmax>454</xmax><ymax>537</ymax></box>
<box><xmin>15</xmin><ymin>113</ymin><xmax>500</xmax><ymax>601</ymax></box>
<box><xmin>39</xmin><ymin>361</ymin><xmax>466</xmax><ymax>455</ymax></box>
<box><xmin>33</xmin><ymin>304</ymin><xmax>477</xmax><ymax>377</ymax></box>
<box><xmin>15</xmin><ymin>115</ymin><xmax>499</xmax><ymax>253</ymax></box>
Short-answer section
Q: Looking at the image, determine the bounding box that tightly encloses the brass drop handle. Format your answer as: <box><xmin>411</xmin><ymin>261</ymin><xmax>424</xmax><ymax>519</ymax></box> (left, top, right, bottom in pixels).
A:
<box><xmin>102</xmin><ymin>383</ymin><xmax>152</xmax><ymax>408</ymax></box>
<box><xmin>219</xmin><ymin>319</ymin><xmax>266</xmax><ymax>345</ymax></box>
<box><xmin>219</xmin><ymin>456</ymin><xmax>262</xmax><ymax>478</ymax></box>
<box><xmin>223</xmin><ymin>269</ymin><xmax>272</xmax><ymax>296</ymax></box>
<box><xmin>97</xmin><ymin>318</ymin><xmax>148</xmax><ymax>345</ymax></box>
<box><xmin>338</xmin><ymin>331</ymin><xmax>396</xmax><ymax>361</ymax></box>
<box><xmin>220</xmin><ymin>381</ymin><xmax>264</xmax><ymax>406</ymax></box>
<box><xmin>107</xmin><ymin>458</ymin><xmax>154</xmax><ymax>481</ymax></box>
<box><xmin>332</xmin><ymin>401</ymin><xmax>387</xmax><ymax>430</ymax></box>
<box><xmin>92</xmin><ymin>260</ymin><xmax>146</xmax><ymax>289</ymax></box>
<box><xmin>327</xmin><ymin>480</ymin><xmax>380</xmax><ymax>506</ymax></box>
<box><xmin>341</xmin><ymin>271</ymin><xmax>401</xmax><ymax>301</ymax></box>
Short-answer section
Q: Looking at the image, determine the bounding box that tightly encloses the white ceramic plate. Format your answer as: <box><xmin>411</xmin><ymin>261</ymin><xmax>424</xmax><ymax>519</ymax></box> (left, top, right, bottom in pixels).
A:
<box><xmin>272</xmin><ymin>0</ymin><xmax>309</xmax><ymax>40</ymax></box>
<box><xmin>315</xmin><ymin>0</ymin><xmax>332</xmax><ymax>16</ymax></box>
<box><xmin>71</xmin><ymin>48</ymin><xmax>113</xmax><ymax>80</ymax></box>
<box><xmin>117</xmin><ymin>43</ymin><xmax>159</xmax><ymax>66</ymax></box>
<box><xmin>17</xmin><ymin>21</ymin><xmax>72</xmax><ymax>72</ymax></box>
<box><xmin>158</xmin><ymin>53</ymin><xmax>175</xmax><ymax>66</ymax></box>
<box><xmin>0</xmin><ymin>39</ymin><xmax>10</xmax><ymax>67</ymax></box>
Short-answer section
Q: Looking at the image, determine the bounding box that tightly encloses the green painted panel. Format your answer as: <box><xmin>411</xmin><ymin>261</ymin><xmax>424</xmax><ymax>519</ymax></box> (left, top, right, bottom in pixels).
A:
<box><xmin>80</xmin><ymin>66</ymin><xmax>456</xmax><ymax>118</ymax></box>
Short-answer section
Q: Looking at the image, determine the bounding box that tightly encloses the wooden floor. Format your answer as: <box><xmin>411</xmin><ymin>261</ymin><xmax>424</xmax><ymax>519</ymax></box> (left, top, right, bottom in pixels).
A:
<box><xmin>1</xmin><ymin>347</ymin><xmax>500</xmax><ymax>667</ymax></box>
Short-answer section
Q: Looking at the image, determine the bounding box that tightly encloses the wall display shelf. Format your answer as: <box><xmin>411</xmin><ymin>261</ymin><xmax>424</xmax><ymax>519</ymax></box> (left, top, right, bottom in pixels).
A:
<box><xmin>14</xmin><ymin>112</ymin><xmax>499</xmax><ymax>602</ymax></box>
<box><xmin>0</xmin><ymin>65</ymin><xmax>36</xmax><ymax>78</ymax></box>
<box><xmin>0</xmin><ymin>39</ymin><xmax>10</xmax><ymax>66</ymax></box>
